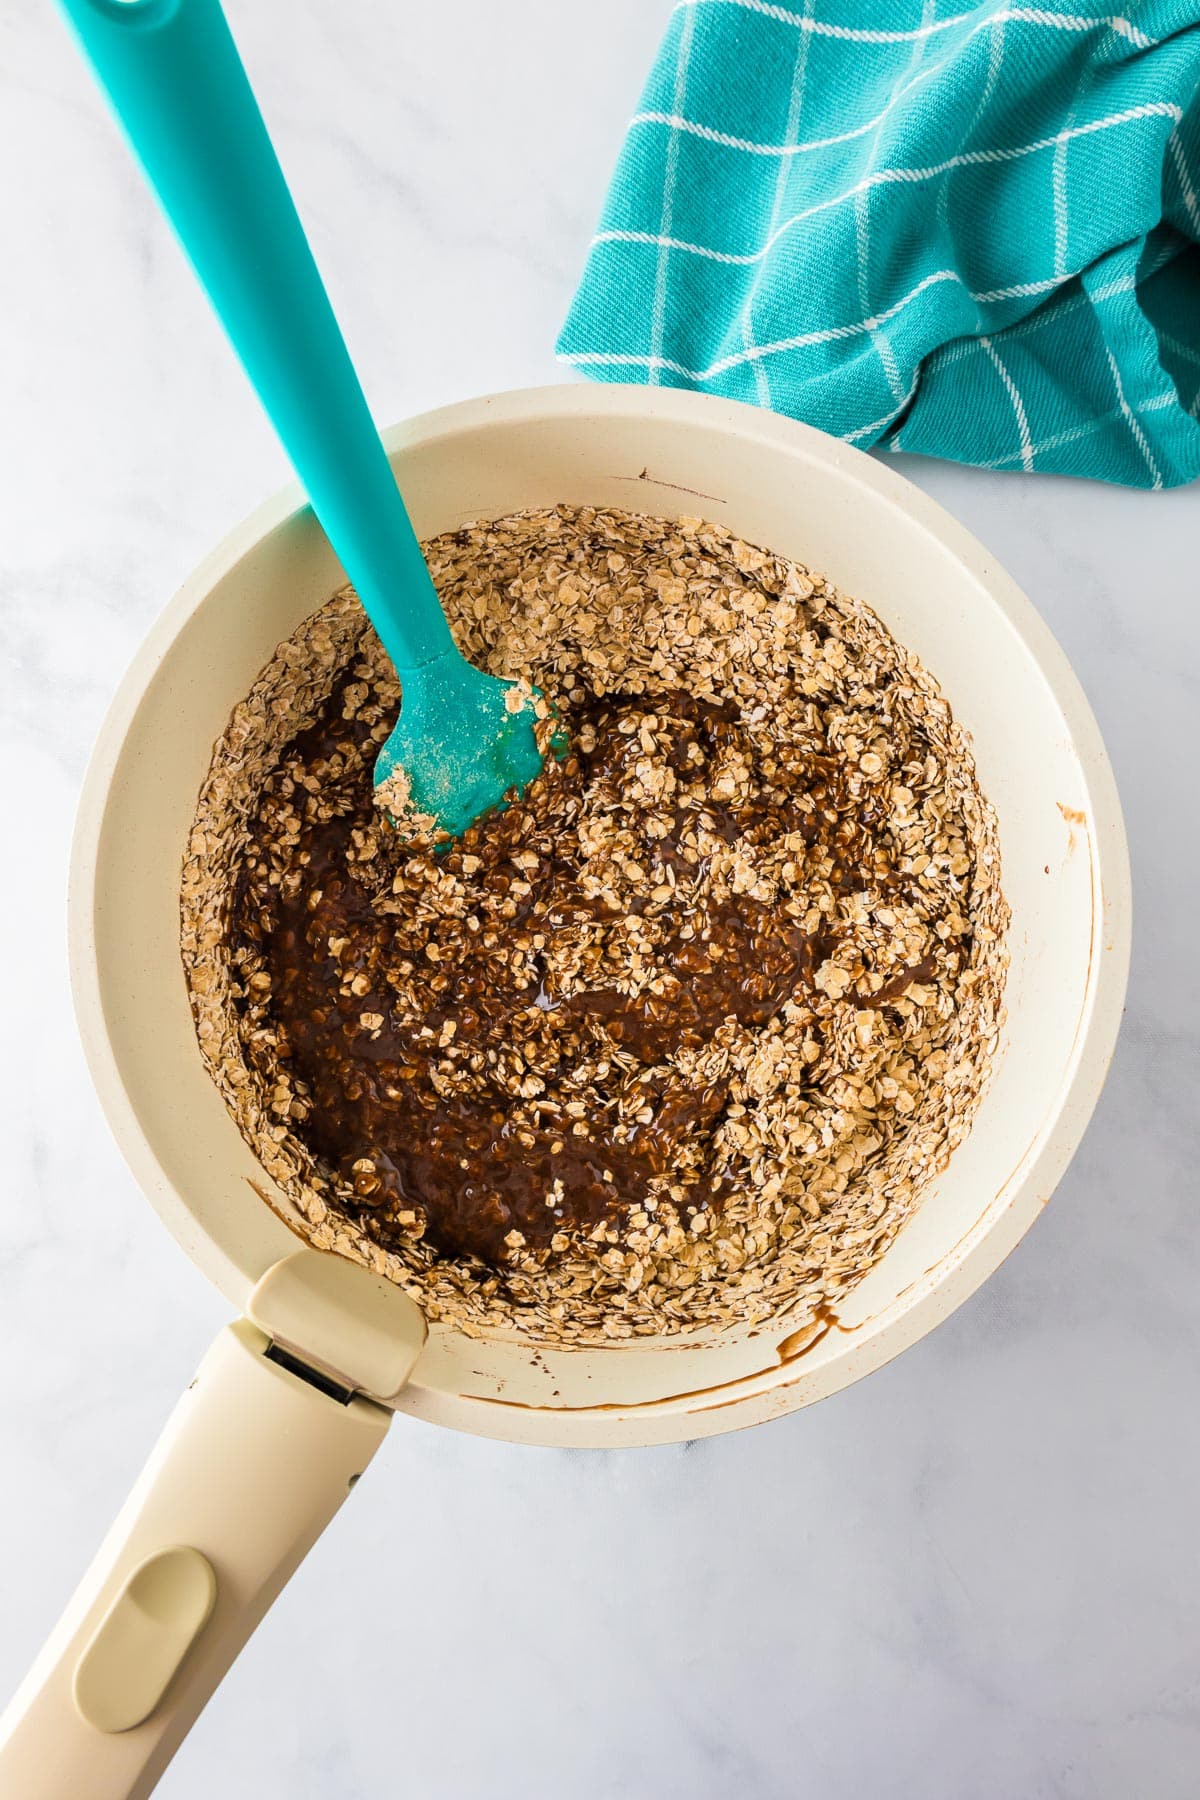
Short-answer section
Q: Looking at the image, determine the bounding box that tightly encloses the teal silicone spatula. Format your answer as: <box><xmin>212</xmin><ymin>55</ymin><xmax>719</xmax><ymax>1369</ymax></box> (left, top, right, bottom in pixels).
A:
<box><xmin>58</xmin><ymin>0</ymin><xmax>543</xmax><ymax>838</ymax></box>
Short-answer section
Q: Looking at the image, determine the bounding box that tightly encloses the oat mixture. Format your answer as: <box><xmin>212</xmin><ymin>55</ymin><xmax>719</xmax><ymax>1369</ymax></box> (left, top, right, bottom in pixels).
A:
<box><xmin>182</xmin><ymin>506</ymin><xmax>1007</xmax><ymax>1343</ymax></box>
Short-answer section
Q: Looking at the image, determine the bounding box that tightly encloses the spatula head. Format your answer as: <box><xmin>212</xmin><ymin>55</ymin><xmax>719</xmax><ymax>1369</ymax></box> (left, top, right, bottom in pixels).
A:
<box><xmin>373</xmin><ymin>654</ymin><xmax>545</xmax><ymax>840</ymax></box>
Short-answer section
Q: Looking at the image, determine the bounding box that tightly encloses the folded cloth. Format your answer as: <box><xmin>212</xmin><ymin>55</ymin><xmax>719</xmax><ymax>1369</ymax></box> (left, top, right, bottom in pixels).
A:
<box><xmin>558</xmin><ymin>1</ymin><xmax>1200</xmax><ymax>486</ymax></box>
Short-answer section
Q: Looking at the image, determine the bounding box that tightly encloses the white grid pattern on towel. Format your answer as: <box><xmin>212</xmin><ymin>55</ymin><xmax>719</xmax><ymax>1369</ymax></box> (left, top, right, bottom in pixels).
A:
<box><xmin>649</xmin><ymin>7</ymin><xmax>697</xmax><ymax>386</ymax></box>
<box><xmin>679</xmin><ymin>0</ymin><xmax>1153</xmax><ymax>53</ymax></box>
<box><xmin>567</xmin><ymin>267</ymin><xmax>965</xmax><ymax>379</ymax></box>
<box><xmin>846</xmin><ymin>380</ymin><xmax>921</xmax><ymax>441</ymax></box>
<box><xmin>964</xmin><ymin>388</ymin><xmax>1179</xmax><ymax>465</ymax></box>
<box><xmin>931</xmin><ymin>271</ymin><xmax>1137</xmax><ymax>370</ymax></box>
<box><xmin>887</xmin><ymin>254</ymin><xmax>1175</xmax><ymax>462</ymax></box>
<box><xmin>937</xmin><ymin>7</ymin><xmax>1008</xmax><ymax>240</ymax></box>
<box><xmin>860</xmin><ymin>1</ymin><xmax>937</xmax><ymax>408</ymax></box>
<box><xmin>1053</xmin><ymin>67</ymin><xmax>1086</xmax><ymax>277</ymax></box>
<box><xmin>856</xmin><ymin>190</ymin><xmax>908</xmax><ymax>404</ymax></box>
<box><xmin>592</xmin><ymin>104</ymin><xmax>1184</xmax><ymax>267</ymax></box>
<box><xmin>745</xmin><ymin>0</ymin><xmax>817</xmax><ymax>406</ymax></box>
<box><xmin>629</xmin><ymin>32</ymin><xmax>959</xmax><ymax>166</ymax></box>
<box><xmin>561</xmin><ymin>0</ymin><xmax>1199</xmax><ymax>484</ymax></box>
<box><xmin>564</xmin><ymin>251</ymin><xmax>1166</xmax><ymax>382</ymax></box>
<box><xmin>1053</xmin><ymin>20</ymin><xmax>1125</xmax><ymax>280</ymax></box>
<box><xmin>1104</xmin><ymin>344</ymin><xmax>1165</xmax><ymax>485</ymax></box>
<box><xmin>980</xmin><ymin>333</ymin><xmax>1035</xmax><ymax>467</ymax></box>
<box><xmin>904</xmin><ymin>6</ymin><xmax>1011</xmax><ymax>454</ymax></box>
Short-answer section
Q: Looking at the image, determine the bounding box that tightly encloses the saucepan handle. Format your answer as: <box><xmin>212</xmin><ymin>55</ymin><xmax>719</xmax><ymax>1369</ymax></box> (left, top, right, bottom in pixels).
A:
<box><xmin>0</xmin><ymin>1310</ymin><xmax>396</xmax><ymax>1798</ymax></box>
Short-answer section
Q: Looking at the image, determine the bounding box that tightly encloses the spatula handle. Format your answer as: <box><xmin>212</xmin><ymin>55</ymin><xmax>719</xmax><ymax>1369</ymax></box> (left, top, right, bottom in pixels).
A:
<box><xmin>56</xmin><ymin>0</ymin><xmax>453</xmax><ymax>673</ymax></box>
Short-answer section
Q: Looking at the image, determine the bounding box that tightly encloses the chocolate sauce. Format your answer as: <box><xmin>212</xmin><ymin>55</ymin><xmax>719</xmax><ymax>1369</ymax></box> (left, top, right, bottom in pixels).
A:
<box><xmin>232</xmin><ymin>681</ymin><xmax>928</xmax><ymax>1265</ymax></box>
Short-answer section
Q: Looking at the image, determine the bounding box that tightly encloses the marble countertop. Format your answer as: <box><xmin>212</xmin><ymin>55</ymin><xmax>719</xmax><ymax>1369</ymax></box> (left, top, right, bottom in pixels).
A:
<box><xmin>2</xmin><ymin>2</ymin><xmax>1197</xmax><ymax>1795</ymax></box>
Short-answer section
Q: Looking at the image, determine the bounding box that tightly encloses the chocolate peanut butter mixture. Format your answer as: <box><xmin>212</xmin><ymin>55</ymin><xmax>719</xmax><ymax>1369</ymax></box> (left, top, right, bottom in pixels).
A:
<box><xmin>183</xmin><ymin>507</ymin><xmax>1008</xmax><ymax>1343</ymax></box>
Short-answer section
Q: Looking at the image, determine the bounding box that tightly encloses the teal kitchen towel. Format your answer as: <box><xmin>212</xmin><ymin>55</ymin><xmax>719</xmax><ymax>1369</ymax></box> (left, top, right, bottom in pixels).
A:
<box><xmin>558</xmin><ymin>1</ymin><xmax>1200</xmax><ymax>486</ymax></box>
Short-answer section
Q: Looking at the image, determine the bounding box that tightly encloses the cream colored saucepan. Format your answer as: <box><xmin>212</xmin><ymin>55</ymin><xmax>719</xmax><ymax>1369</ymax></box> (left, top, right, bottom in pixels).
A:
<box><xmin>0</xmin><ymin>386</ymin><xmax>1130</xmax><ymax>1797</ymax></box>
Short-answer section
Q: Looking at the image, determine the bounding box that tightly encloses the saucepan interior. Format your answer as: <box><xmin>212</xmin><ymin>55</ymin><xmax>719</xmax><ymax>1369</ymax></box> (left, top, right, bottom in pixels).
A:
<box><xmin>68</xmin><ymin>386</ymin><xmax>1129</xmax><ymax>1447</ymax></box>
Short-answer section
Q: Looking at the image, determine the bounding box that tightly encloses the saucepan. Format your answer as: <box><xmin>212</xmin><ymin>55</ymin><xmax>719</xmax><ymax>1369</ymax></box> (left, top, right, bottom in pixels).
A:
<box><xmin>0</xmin><ymin>384</ymin><xmax>1130</xmax><ymax>1797</ymax></box>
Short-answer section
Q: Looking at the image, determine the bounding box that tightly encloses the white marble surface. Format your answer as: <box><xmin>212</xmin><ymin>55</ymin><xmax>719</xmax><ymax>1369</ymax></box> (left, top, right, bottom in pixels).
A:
<box><xmin>2</xmin><ymin>2</ymin><xmax>1198</xmax><ymax>1795</ymax></box>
